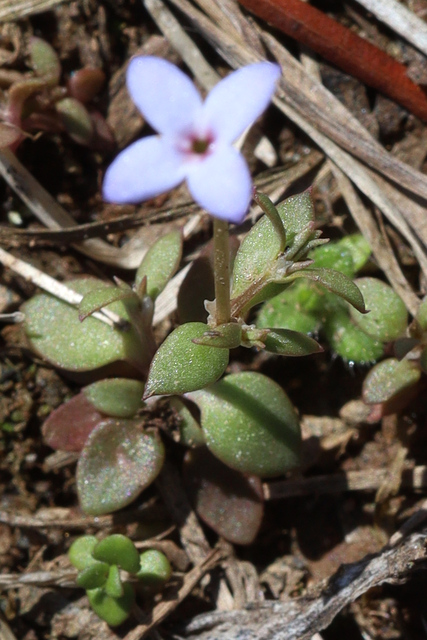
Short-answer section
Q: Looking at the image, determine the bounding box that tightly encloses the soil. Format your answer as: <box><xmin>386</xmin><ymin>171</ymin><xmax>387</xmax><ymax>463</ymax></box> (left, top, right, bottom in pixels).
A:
<box><xmin>1</xmin><ymin>1</ymin><xmax>427</xmax><ymax>639</ymax></box>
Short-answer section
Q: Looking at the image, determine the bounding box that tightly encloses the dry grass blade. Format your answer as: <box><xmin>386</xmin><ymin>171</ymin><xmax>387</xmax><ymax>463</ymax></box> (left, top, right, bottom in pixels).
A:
<box><xmin>0</xmin><ymin>0</ymin><xmax>66</xmax><ymax>21</ymax></box>
<box><xmin>353</xmin><ymin>0</ymin><xmax>427</xmax><ymax>58</ymax></box>
<box><xmin>0</xmin><ymin>149</ymin><xmax>146</xmax><ymax>269</ymax></box>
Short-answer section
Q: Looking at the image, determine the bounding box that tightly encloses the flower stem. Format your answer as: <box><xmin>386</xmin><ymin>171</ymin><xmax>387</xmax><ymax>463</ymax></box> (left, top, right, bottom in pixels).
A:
<box><xmin>213</xmin><ymin>217</ymin><xmax>231</xmax><ymax>326</ymax></box>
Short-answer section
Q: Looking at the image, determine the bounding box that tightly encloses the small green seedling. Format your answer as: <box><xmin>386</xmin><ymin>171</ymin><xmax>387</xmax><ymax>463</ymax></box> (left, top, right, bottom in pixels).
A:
<box><xmin>68</xmin><ymin>534</ymin><xmax>172</xmax><ymax>626</ymax></box>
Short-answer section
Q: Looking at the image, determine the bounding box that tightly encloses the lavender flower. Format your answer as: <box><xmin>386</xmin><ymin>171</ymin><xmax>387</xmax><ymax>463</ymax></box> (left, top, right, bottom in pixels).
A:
<box><xmin>103</xmin><ymin>56</ymin><xmax>280</xmax><ymax>223</ymax></box>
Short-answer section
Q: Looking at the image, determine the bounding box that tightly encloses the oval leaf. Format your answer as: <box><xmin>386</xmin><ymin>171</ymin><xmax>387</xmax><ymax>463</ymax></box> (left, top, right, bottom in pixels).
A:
<box><xmin>77</xmin><ymin>419</ymin><xmax>165</xmax><ymax>515</ymax></box>
<box><xmin>324</xmin><ymin>309</ymin><xmax>384</xmax><ymax>364</ymax></box>
<box><xmin>68</xmin><ymin>535</ymin><xmax>98</xmax><ymax>570</ymax></box>
<box><xmin>29</xmin><ymin>37</ymin><xmax>60</xmax><ymax>84</ymax></box>
<box><xmin>42</xmin><ymin>392</ymin><xmax>104</xmax><ymax>452</ymax></box>
<box><xmin>56</xmin><ymin>97</ymin><xmax>93</xmax><ymax>145</ymax></box>
<box><xmin>68</xmin><ymin>67</ymin><xmax>105</xmax><ymax>103</ymax></box>
<box><xmin>350</xmin><ymin>278</ymin><xmax>407</xmax><ymax>342</ymax></box>
<box><xmin>284</xmin><ymin>268</ymin><xmax>366</xmax><ymax>313</ymax></box>
<box><xmin>136</xmin><ymin>230</ymin><xmax>182</xmax><ymax>300</ymax></box>
<box><xmin>183</xmin><ymin>446</ymin><xmax>264</xmax><ymax>545</ymax></box>
<box><xmin>23</xmin><ymin>278</ymin><xmax>144</xmax><ymax>373</ymax></box>
<box><xmin>83</xmin><ymin>379</ymin><xmax>144</xmax><ymax>418</ymax></box>
<box><xmin>188</xmin><ymin>371</ymin><xmax>301</xmax><ymax>477</ymax></box>
<box><xmin>136</xmin><ymin>550</ymin><xmax>172</xmax><ymax>587</ymax></box>
<box><xmin>87</xmin><ymin>583</ymin><xmax>135</xmax><ymax>627</ymax></box>
<box><xmin>144</xmin><ymin>323</ymin><xmax>229</xmax><ymax>398</ymax></box>
<box><xmin>76</xmin><ymin>562</ymin><xmax>109</xmax><ymax>589</ymax></box>
<box><xmin>363</xmin><ymin>358</ymin><xmax>421</xmax><ymax>404</ymax></box>
<box><xmin>93</xmin><ymin>534</ymin><xmax>140</xmax><ymax>573</ymax></box>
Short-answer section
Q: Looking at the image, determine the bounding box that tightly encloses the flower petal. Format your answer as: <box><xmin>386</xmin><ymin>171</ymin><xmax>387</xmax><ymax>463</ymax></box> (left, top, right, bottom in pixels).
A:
<box><xmin>186</xmin><ymin>145</ymin><xmax>251</xmax><ymax>223</ymax></box>
<box><xmin>200</xmin><ymin>62</ymin><xmax>281</xmax><ymax>143</ymax></box>
<box><xmin>127</xmin><ymin>56</ymin><xmax>203</xmax><ymax>135</ymax></box>
<box><xmin>103</xmin><ymin>135</ymin><xmax>186</xmax><ymax>204</ymax></box>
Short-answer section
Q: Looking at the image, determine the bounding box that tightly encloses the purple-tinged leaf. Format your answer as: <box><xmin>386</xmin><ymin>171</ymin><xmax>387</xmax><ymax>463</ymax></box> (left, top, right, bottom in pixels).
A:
<box><xmin>183</xmin><ymin>446</ymin><xmax>264</xmax><ymax>545</ymax></box>
<box><xmin>68</xmin><ymin>68</ymin><xmax>105</xmax><ymax>103</ymax></box>
<box><xmin>77</xmin><ymin>419</ymin><xmax>164</xmax><ymax>515</ymax></box>
<box><xmin>42</xmin><ymin>392</ymin><xmax>104</xmax><ymax>452</ymax></box>
<box><xmin>363</xmin><ymin>358</ymin><xmax>421</xmax><ymax>405</ymax></box>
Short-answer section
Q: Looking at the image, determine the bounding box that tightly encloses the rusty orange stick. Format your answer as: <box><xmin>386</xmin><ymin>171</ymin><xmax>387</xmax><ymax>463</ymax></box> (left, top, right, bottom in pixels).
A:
<box><xmin>237</xmin><ymin>0</ymin><xmax>427</xmax><ymax>122</ymax></box>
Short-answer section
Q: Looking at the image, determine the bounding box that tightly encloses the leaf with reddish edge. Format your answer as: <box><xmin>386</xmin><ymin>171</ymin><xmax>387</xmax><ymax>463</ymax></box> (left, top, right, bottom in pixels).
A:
<box><xmin>362</xmin><ymin>358</ymin><xmax>421</xmax><ymax>405</ymax></box>
<box><xmin>42</xmin><ymin>392</ymin><xmax>104</xmax><ymax>452</ymax></box>
<box><xmin>183</xmin><ymin>446</ymin><xmax>264</xmax><ymax>545</ymax></box>
<box><xmin>77</xmin><ymin>419</ymin><xmax>165</xmax><ymax>515</ymax></box>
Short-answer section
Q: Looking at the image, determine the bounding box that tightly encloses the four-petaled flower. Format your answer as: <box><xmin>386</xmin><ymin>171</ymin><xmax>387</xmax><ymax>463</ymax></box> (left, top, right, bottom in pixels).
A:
<box><xmin>103</xmin><ymin>56</ymin><xmax>280</xmax><ymax>223</ymax></box>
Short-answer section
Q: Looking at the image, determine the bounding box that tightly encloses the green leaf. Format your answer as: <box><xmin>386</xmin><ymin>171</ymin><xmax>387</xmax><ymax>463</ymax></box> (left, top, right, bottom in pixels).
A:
<box><xmin>324</xmin><ymin>309</ymin><xmax>384</xmax><ymax>364</ymax></box>
<box><xmin>363</xmin><ymin>358</ymin><xmax>421</xmax><ymax>404</ymax></box>
<box><xmin>350</xmin><ymin>278</ymin><xmax>407</xmax><ymax>342</ymax></box>
<box><xmin>93</xmin><ymin>535</ymin><xmax>140</xmax><ymax>573</ymax></box>
<box><xmin>83</xmin><ymin>379</ymin><xmax>144</xmax><ymax>418</ymax></box>
<box><xmin>77</xmin><ymin>419</ymin><xmax>165</xmax><ymax>515</ymax></box>
<box><xmin>135</xmin><ymin>230</ymin><xmax>182</xmax><ymax>300</ymax></box>
<box><xmin>56</xmin><ymin>97</ymin><xmax>93</xmax><ymax>146</ymax></box>
<box><xmin>309</xmin><ymin>242</ymin><xmax>355</xmax><ymax>278</ymax></box>
<box><xmin>87</xmin><ymin>583</ymin><xmax>135</xmax><ymax>627</ymax></box>
<box><xmin>262</xmin><ymin>328</ymin><xmax>323</xmax><ymax>356</ymax></box>
<box><xmin>192</xmin><ymin>323</ymin><xmax>242</xmax><ymax>349</ymax></box>
<box><xmin>104</xmin><ymin>565</ymin><xmax>124</xmax><ymax>598</ymax></box>
<box><xmin>231</xmin><ymin>191</ymin><xmax>314</xmax><ymax>302</ymax></box>
<box><xmin>68</xmin><ymin>535</ymin><xmax>98</xmax><ymax>570</ymax></box>
<box><xmin>76</xmin><ymin>562</ymin><xmax>109</xmax><ymax>589</ymax></box>
<box><xmin>183</xmin><ymin>446</ymin><xmax>264</xmax><ymax>545</ymax></box>
<box><xmin>284</xmin><ymin>268</ymin><xmax>366</xmax><ymax>313</ymax></box>
<box><xmin>136</xmin><ymin>550</ymin><xmax>172</xmax><ymax>587</ymax></box>
<box><xmin>29</xmin><ymin>37</ymin><xmax>60</xmax><ymax>85</ymax></box>
<box><xmin>23</xmin><ymin>278</ymin><xmax>145</xmax><ymax>373</ymax></box>
<box><xmin>79</xmin><ymin>286</ymin><xmax>136</xmax><ymax>321</ymax></box>
<box><xmin>256</xmin><ymin>284</ymin><xmax>321</xmax><ymax>335</ymax></box>
<box><xmin>336</xmin><ymin>234</ymin><xmax>371</xmax><ymax>272</ymax></box>
<box><xmin>144</xmin><ymin>323</ymin><xmax>229</xmax><ymax>398</ymax></box>
<box><xmin>188</xmin><ymin>371</ymin><xmax>301</xmax><ymax>477</ymax></box>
